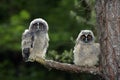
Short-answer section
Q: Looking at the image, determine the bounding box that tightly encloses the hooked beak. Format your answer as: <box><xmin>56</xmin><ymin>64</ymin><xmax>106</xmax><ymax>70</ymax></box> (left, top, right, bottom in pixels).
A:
<box><xmin>84</xmin><ymin>38</ymin><xmax>88</xmax><ymax>43</ymax></box>
<box><xmin>37</xmin><ymin>23</ymin><xmax>40</xmax><ymax>30</ymax></box>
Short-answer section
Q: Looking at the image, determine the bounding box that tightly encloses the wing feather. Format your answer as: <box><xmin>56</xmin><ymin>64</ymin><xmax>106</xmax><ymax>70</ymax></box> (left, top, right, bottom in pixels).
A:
<box><xmin>21</xmin><ymin>29</ymin><xmax>34</xmax><ymax>61</ymax></box>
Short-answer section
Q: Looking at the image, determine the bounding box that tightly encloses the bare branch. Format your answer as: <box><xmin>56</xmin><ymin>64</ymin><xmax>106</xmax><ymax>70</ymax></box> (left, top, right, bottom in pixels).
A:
<box><xmin>30</xmin><ymin>56</ymin><xmax>101</xmax><ymax>75</ymax></box>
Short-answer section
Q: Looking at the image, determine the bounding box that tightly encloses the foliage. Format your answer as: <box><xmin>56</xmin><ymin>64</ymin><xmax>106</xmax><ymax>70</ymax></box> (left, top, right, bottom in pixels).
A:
<box><xmin>0</xmin><ymin>0</ymin><xmax>100</xmax><ymax>80</ymax></box>
<box><xmin>0</xmin><ymin>10</ymin><xmax>30</xmax><ymax>51</ymax></box>
<box><xmin>47</xmin><ymin>49</ymin><xmax>73</xmax><ymax>63</ymax></box>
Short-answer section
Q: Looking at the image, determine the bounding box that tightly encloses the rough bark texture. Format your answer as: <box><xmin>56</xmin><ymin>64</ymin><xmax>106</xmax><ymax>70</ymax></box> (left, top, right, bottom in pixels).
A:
<box><xmin>95</xmin><ymin>0</ymin><xmax>120</xmax><ymax>80</ymax></box>
<box><xmin>32</xmin><ymin>56</ymin><xmax>100</xmax><ymax>74</ymax></box>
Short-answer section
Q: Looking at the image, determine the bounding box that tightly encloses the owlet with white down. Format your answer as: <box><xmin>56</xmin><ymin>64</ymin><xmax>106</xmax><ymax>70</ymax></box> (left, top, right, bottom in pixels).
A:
<box><xmin>22</xmin><ymin>18</ymin><xmax>49</xmax><ymax>61</ymax></box>
<box><xmin>73</xmin><ymin>30</ymin><xmax>100</xmax><ymax>67</ymax></box>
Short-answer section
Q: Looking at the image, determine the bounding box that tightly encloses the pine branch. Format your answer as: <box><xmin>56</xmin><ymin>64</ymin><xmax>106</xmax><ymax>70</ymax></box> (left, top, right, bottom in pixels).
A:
<box><xmin>30</xmin><ymin>56</ymin><xmax>101</xmax><ymax>75</ymax></box>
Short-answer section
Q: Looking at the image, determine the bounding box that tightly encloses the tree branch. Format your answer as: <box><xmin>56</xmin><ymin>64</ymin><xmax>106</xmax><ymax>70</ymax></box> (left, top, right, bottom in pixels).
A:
<box><xmin>30</xmin><ymin>56</ymin><xmax>101</xmax><ymax>75</ymax></box>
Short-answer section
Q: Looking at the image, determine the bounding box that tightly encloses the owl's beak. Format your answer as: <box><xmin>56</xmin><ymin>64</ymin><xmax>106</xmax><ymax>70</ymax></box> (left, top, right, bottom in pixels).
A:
<box><xmin>85</xmin><ymin>38</ymin><xmax>88</xmax><ymax>43</ymax></box>
<box><xmin>36</xmin><ymin>22</ymin><xmax>40</xmax><ymax>31</ymax></box>
<box><xmin>37</xmin><ymin>24</ymin><xmax>40</xmax><ymax>30</ymax></box>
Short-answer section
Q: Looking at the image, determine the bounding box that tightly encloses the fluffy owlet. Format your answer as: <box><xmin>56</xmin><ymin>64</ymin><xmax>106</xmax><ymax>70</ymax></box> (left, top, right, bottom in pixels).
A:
<box><xmin>21</xmin><ymin>18</ymin><xmax>49</xmax><ymax>61</ymax></box>
<box><xmin>73</xmin><ymin>30</ymin><xmax>100</xmax><ymax>67</ymax></box>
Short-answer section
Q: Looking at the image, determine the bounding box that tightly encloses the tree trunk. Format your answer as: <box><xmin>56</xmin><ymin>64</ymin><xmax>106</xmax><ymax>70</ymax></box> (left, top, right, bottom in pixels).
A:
<box><xmin>95</xmin><ymin>0</ymin><xmax>120</xmax><ymax>80</ymax></box>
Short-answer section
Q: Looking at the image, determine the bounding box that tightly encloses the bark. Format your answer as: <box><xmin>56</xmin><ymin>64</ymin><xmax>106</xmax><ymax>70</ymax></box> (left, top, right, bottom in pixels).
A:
<box><xmin>95</xmin><ymin>0</ymin><xmax>120</xmax><ymax>80</ymax></box>
<box><xmin>31</xmin><ymin>56</ymin><xmax>100</xmax><ymax>75</ymax></box>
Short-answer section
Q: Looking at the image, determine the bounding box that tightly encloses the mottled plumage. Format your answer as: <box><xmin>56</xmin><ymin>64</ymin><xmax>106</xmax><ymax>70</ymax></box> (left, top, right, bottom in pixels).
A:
<box><xmin>22</xmin><ymin>18</ymin><xmax>49</xmax><ymax>61</ymax></box>
<box><xmin>73</xmin><ymin>30</ymin><xmax>100</xmax><ymax>67</ymax></box>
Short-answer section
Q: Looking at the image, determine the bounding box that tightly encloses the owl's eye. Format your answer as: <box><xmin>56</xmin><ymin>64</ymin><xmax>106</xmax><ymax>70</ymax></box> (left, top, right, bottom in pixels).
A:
<box><xmin>31</xmin><ymin>23</ymin><xmax>38</xmax><ymax>30</ymax></box>
<box><xmin>39</xmin><ymin>23</ymin><xmax>43</xmax><ymax>26</ymax></box>
<box><xmin>39</xmin><ymin>23</ymin><xmax>46</xmax><ymax>31</ymax></box>
<box><xmin>33</xmin><ymin>23</ymin><xmax>38</xmax><ymax>27</ymax></box>
<box><xmin>80</xmin><ymin>35</ymin><xmax>86</xmax><ymax>40</ymax></box>
<box><xmin>87</xmin><ymin>35</ymin><xmax>92</xmax><ymax>40</ymax></box>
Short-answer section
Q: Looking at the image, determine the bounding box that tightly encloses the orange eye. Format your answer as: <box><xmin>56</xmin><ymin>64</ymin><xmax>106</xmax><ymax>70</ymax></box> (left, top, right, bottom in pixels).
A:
<box><xmin>80</xmin><ymin>35</ymin><xmax>86</xmax><ymax>40</ymax></box>
<box><xmin>87</xmin><ymin>35</ymin><xmax>92</xmax><ymax>40</ymax></box>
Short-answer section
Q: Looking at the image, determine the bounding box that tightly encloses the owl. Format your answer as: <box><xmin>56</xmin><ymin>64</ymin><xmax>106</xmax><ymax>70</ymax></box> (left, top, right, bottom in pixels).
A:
<box><xmin>73</xmin><ymin>30</ymin><xmax>100</xmax><ymax>67</ymax></box>
<box><xmin>22</xmin><ymin>18</ymin><xmax>49</xmax><ymax>62</ymax></box>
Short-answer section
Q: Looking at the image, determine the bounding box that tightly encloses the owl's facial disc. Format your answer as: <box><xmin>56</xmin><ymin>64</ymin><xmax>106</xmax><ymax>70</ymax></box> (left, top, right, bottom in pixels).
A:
<box><xmin>80</xmin><ymin>34</ymin><xmax>93</xmax><ymax>43</ymax></box>
<box><xmin>32</xmin><ymin>22</ymin><xmax>46</xmax><ymax>32</ymax></box>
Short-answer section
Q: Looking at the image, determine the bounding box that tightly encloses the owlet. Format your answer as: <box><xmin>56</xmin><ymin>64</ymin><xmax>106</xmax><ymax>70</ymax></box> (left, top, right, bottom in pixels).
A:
<box><xmin>73</xmin><ymin>30</ymin><xmax>100</xmax><ymax>67</ymax></box>
<box><xmin>22</xmin><ymin>18</ymin><xmax>49</xmax><ymax>61</ymax></box>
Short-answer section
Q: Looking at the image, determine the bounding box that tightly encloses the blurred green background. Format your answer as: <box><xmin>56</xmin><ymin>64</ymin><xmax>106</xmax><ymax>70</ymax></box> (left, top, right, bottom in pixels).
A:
<box><xmin>0</xmin><ymin>0</ymin><xmax>102</xmax><ymax>80</ymax></box>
